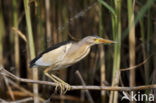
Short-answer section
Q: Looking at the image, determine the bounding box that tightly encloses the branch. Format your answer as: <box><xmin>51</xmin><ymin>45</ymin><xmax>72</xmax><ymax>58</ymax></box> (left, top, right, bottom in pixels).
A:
<box><xmin>120</xmin><ymin>55</ymin><xmax>151</xmax><ymax>71</ymax></box>
<box><xmin>0</xmin><ymin>97</ymin><xmax>33</xmax><ymax>103</ymax></box>
<box><xmin>12</xmin><ymin>27</ymin><xmax>27</xmax><ymax>43</ymax></box>
<box><xmin>0</xmin><ymin>66</ymin><xmax>156</xmax><ymax>91</ymax></box>
<box><xmin>8</xmin><ymin>79</ymin><xmax>45</xmax><ymax>102</ymax></box>
<box><xmin>75</xmin><ymin>70</ymin><xmax>94</xmax><ymax>103</ymax></box>
<box><xmin>4</xmin><ymin>76</ymin><xmax>15</xmax><ymax>100</ymax></box>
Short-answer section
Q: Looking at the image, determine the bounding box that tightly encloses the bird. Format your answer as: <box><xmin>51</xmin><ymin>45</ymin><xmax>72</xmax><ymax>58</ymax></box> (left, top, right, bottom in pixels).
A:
<box><xmin>30</xmin><ymin>35</ymin><xmax>116</xmax><ymax>94</ymax></box>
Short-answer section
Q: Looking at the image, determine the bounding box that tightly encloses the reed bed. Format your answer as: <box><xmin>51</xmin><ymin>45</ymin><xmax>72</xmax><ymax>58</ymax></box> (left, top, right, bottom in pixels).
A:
<box><xmin>0</xmin><ymin>0</ymin><xmax>155</xmax><ymax>103</ymax></box>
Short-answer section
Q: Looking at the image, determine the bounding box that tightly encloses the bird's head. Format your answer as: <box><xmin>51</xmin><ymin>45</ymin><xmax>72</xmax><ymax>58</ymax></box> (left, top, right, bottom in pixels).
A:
<box><xmin>82</xmin><ymin>35</ymin><xmax>117</xmax><ymax>46</ymax></box>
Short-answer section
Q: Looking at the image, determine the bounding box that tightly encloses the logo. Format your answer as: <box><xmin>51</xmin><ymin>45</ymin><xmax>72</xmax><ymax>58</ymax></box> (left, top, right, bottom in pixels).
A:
<box><xmin>121</xmin><ymin>91</ymin><xmax>154</xmax><ymax>102</ymax></box>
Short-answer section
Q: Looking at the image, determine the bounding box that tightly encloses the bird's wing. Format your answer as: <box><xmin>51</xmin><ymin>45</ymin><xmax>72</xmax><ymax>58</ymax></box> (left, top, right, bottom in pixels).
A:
<box><xmin>30</xmin><ymin>41</ymin><xmax>72</xmax><ymax>67</ymax></box>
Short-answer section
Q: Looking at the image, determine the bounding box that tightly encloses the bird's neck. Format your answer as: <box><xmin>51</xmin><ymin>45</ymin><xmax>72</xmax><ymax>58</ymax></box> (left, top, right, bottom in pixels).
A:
<box><xmin>78</xmin><ymin>39</ymin><xmax>93</xmax><ymax>47</ymax></box>
<box><xmin>70</xmin><ymin>42</ymin><xmax>91</xmax><ymax>63</ymax></box>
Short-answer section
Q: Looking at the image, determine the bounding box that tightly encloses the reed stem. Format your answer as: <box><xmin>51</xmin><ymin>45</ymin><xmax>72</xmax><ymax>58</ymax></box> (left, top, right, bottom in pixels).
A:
<box><xmin>13</xmin><ymin>0</ymin><xmax>20</xmax><ymax>78</ymax></box>
<box><xmin>128</xmin><ymin>0</ymin><xmax>136</xmax><ymax>88</ymax></box>
<box><xmin>0</xmin><ymin>1</ymin><xmax>5</xmax><ymax>64</ymax></box>
<box><xmin>45</xmin><ymin>0</ymin><xmax>52</xmax><ymax>47</ymax></box>
<box><xmin>99</xmin><ymin>2</ymin><xmax>106</xmax><ymax>103</ymax></box>
<box><xmin>23</xmin><ymin>0</ymin><xmax>39</xmax><ymax>102</ymax></box>
<box><xmin>109</xmin><ymin>0</ymin><xmax>121</xmax><ymax>103</ymax></box>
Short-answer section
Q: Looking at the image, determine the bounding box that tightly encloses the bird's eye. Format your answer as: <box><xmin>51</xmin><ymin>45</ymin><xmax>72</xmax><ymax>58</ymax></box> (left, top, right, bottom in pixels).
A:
<box><xmin>94</xmin><ymin>38</ymin><xmax>99</xmax><ymax>42</ymax></box>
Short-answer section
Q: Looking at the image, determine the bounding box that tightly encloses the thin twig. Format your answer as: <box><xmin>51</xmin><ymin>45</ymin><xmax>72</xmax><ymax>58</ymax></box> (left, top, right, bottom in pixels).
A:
<box><xmin>68</xmin><ymin>33</ymin><xmax>79</xmax><ymax>41</ymax></box>
<box><xmin>8</xmin><ymin>79</ymin><xmax>45</xmax><ymax>102</ymax></box>
<box><xmin>57</xmin><ymin>2</ymin><xmax>97</xmax><ymax>32</ymax></box>
<box><xmin>120</xmin><ymin>56</ymin><xmax>151</xmax><ymax>71</ymax></box>
<box><xmin>0</xmin><ymin>97</ymin><xmax>33</xmax><ymax>103</ymax></box>
<box><xmin>75</xmin><ymin>70</ymin><xmax>94</xmax><ymax>103</ymax></box>
<box><xmin>0</xmin><ymin>66</ymin><xmax>156</xmax><ymax>91</ymax></box>
<box><xmin>4</xmin><ymin>76</ymin><xmax>15</xmax><ymax>100</ymax></box>
<box><xmin>0</xmin><ymin>98</ymin><xmax>8</xmax><ymax>103</ymax></box>
<box><xmin>12</xmin><ymin>27</ymin><xmax>27</xmax><ymax>43</ymax></box>
<box><xmin>11</xmin><ymin>97</ymin><xmax>33</xmax><ymax>103</ymax></box>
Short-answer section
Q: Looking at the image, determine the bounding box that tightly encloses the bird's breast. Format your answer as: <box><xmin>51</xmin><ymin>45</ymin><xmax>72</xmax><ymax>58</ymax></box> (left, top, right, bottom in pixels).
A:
<box><xmin>72</xmin><ymin>47</ymin><xmax>90</xmax><ymax>62</ymax></box>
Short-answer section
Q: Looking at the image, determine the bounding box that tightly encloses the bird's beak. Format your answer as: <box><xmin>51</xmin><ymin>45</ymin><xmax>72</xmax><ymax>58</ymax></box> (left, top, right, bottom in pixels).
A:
<box><xmin>95</xmin><ymin>38</ymin><xmax>117</xmax><ymax>44</ymax></box>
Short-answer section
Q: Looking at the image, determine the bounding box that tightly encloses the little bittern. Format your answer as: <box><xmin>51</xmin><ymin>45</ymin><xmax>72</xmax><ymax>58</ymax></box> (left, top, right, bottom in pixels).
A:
<box><xmin>30</xmin><ymin>35</ymin><xmax>116</xmax><ymax>94</ymax></box>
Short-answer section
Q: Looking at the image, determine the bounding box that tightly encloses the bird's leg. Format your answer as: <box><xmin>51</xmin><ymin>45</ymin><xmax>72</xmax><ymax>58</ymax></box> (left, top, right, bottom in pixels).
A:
<box><xmin>44</xmin><ymin>67</ymin><xmax>62</xmax><ymax>93</ymax></box>
<box><xmin>50</xmin><ymin>74</ymin><xmax>71</xmax><ymax>94</ymax></box>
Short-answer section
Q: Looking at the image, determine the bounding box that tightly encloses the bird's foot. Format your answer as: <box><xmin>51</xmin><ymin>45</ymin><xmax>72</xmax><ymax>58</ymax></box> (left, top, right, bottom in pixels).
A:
<box><xmin>44</xmin><ymin>69</ymin><xmax>71</xmax><ymax>94</ymax></box>
<box><xmin>51</xmin><ymin>74</ymin><xmax>71</xmax><ymax>94</ymax></box>
<box><xmin>54</xmin><ymin>80</ymin><xmax>71</xmax><ymax>94</ymax></box>
<box><xmin>60</xmin><ymin>81</ymin><xmax>71</xmax><ymax>94</ymax></box>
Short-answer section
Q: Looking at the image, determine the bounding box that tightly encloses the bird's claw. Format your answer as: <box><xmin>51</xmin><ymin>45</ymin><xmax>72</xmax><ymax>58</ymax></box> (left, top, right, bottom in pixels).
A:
<box><xmin>62</xmin><ymin>82</ymin><xmax>71</xmax><ymax>94</ymax></box>
<box><xmin>44</xmin><ymin>72</ymin><xmax>71</xmax><ymax>94</ymax></box>
<box><xmin>52</xmin><ymin>79</ymin><xmax>71</xmax><ymax>94</ymax></box>
<box><xmin>55</xmin><ymin>82</ymin><xmax>71</xmax><ymax>94</ymax></box>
